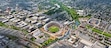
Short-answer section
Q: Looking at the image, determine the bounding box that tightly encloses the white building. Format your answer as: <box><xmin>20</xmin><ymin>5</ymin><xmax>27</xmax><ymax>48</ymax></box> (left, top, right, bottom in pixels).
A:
<box><xmin>39</xmin><ymin>16</ymin><xmax>46</xmax><ymax>20</ymax></box>
<box><xmin>17</xmin><ymin>21</ymin><xmax>27</xmax><ymax>27</ymax></box>
<box><xmin>77</xmin><ymin>10</ymin><xmax>86</xmax><ymax>16</ymax></box>
<box><xmin>35</xmin><ymin>22</ymin><xmax>42</xmax><ymax>28</ymax></box>
<box><xmin>43</xmin><ymin>18</ymin><xmax>50</xmax><ymax>23</ymax></box>
<box><xmin>13</xmin><ymin>19</ymin><xmax>20</xmax><ymax>23</ymax></box>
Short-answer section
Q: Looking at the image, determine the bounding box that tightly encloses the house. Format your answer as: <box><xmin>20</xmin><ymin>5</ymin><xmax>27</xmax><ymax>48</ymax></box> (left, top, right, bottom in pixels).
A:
<box><xmin>80</xmin><ymin>39</ymin><xmax>93</xmax><ymax>47</ymax></box>
<box><xmin>35</xmin><ymin>22</ymin><xmax>43</xmax><ymax>28</ymax></box>
<box><xmin>108</xmin><ymin>25</ymin><xmax>111</xmax><ymax>31</ymax></box>
<box><xmin>31</xmin><ymin>20</ymin><xmax>37</xmax><ymax>24</ymax></box>
<box><xmin>25</xmin><ymin>18</ymin><xmax>31</xmax><ymax>23</ymax></box>
<box><xmin>91</xmin><ymin>41</ymin><xmax>106</xmax><ymax>48</ymax></box>
<box><xmin>35</xmin><ymin>38</ymin><xmax>45</xmax><ymax>44</ymax></box>
<box><xmin>64</xmin><ymin>21</ymin><xmax>75</xmax><ymax>25</ymax></box>
<box><xmin>2</xmin><ymin>19</ymin><xmax>9</xmax><ymax>23</ymax></box>
<box><xmin>28</xmin><ymin>25</ymin><xmax>36</xmax><ymax>32</ymax></box>
<box><xmin>31</xmin><ymin>16</ymin><xmax>38</xmax><ymax>20</ymax></box>
<box><xmin>17</xmin><ymin>21</ymin><xmax>27</xmax><ymax>27</ymax></box>
<box><xmin>98</xmin><ymin>21</ymin><xmax>108</xmax><ymax>29</ymax></box>
<box><xmin>43</xmin><ymin>18</ymin><xmax>51</xmax><ymax>24</ymax></box>
<box><xmin>6</xmin><ymin>15</ymin><xmax>14</xmax><ymax>19</ymax></box>
<box><xmin>55</xmin><ymin>4</ymin><xmax>60</xmax><ymax>8</ymax></box>
<box><xmin>76</xmin><ymin>10</ymin><xmax>86</xmax><ymax>16</ymax></box>
<box><xmin>10</xmin><ymin>18</ymin><xmax>17</xmax><ymax>22</ymax></box>
<box><xmin>32</xmin><ymin>29</ymin><xmax>41</xmax><ymax>38</ymax></box>
<box><xmin>13</xmin><ymin>19</ymin><xmax>20</xmax><ymax>23</ymax></box>
<box><xmin>39</xmin><ymin>16</ymin><xmax>46</xmax><ymax>20</ymax></box>
<box><xmin>48</xmin><ymin>40</ymin><xmax>74</xmax><ymax>48</ymax></box>
<box><xmin>75</xmin><ymin>43</ymin><xmax>85</xmax><ymax>48</ymax></box>
<box><xmin>28</xmin><ymin>15</ymin><xmax>33</xmax><ymax>18</ymax></box>
<box><xmin>67</xmin><ymin>35</ymin><xmax>76</xmax><ymax>44</ymax></box>
<box><xmin>22</xmin><ymin>25</ymin><xmax>30</xmax><ymax>29</ymax></box>
<box><xmin>32</xmin><ymin>29</ymin><xmax>48</xmax><ymax>44</ymax></box>
<box><xmin>79</xmin><ymin>18</ymin><xmax>89</xmax><ymax>22</ymax></box>
<box><xmin>17</xmin><ymin>39</ymin><xmax>29</xmax><ymax>46</ymax></box>
<box><xmin>0</xmin><ymin>18</ymin><xmax>6</xmax><ymax>22</ymax></box>
<box><xmin>109</xmin><ymin>46</ymin><xmax>111</xmax><ymax>48</ymax></box>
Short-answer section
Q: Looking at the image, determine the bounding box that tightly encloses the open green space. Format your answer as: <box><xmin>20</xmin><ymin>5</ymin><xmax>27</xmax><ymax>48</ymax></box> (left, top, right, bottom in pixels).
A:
<box><xmin>48</xmin><ymin>26</ymin><xmax>59</xmax><ymax>33</ymax></box>
<box><xmin>78</xmin><ymin>15</ymin><xmax>91</xmax><ymax>19</ymax></box>
<box><xmin>86</xmin><ymin>25</ymin><xmax>111</xmax><ymax>37</ymax></box>
<box><xmin>42</xmin><ymin>38</ymin><xmax>58</xmax><ymax>46</ymax></box>
<box><xmin>7</xmin><ymin>35</ymin><xmax>18</xmax><ymax>40</ymax></box>
<box><xmin>50</xmin><ymin>0</ymin><xmax>77</xmax><ymax>19</ymax></box>
<box><xmin>49</xmin><ymin>0</ymin><xmax>80</xmax><ymax>26</ymax></box>
<box><xmin>93</xmin><ymin>28</ymin><xmax>111</xmax><ymax>37</ymax></box>
<box><xmin>10</xmin><ymin>25</ymin><xmax>20</xmax><ymax>30</ymax></box>
<box><xmin>30</xmin><ymin>37</ymin><xmax>36</xmax><ymax>41</ymax></box>
<box><xmin>42</xmin><ymin>38</ymin><xmax>54</xmax><ymax>46</ymax></box>
<box><xmin>92</xmin><ymin>28</ymin><xmax>103</xmax><ymax>34</ymax></box>
<box><xmin>86</xmin><ymin>25</ymin><xmax>93</xmax><ymax>29</ymax></box>
<box><xmin>44</xmin><ymin>8</ymin><xmax>63</xmax><ymax>15</ymax></box>
<box><xmin>49</xmin><ymin>0</ymin><xmax>92</xmax><ymax>26</ymax></box>
<box><xmin>0</xmin><ymin>22</ymin><xmax>8</xmax><ymax>27</ymax></box>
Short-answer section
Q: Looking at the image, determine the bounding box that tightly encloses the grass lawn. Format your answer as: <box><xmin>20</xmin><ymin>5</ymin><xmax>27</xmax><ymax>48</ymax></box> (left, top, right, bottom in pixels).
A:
<box><xmin>92</xmin><ymin>28</ymin><xmax>103</xmax><ymax>34</ymax></box>
<box><xmin>78</xmin><ymin>15</ymin><xmax>91</xmax><ymax>19</ymax></box>
<box><xmin>0</xmin><ymin>22</ymin><xmax>8</xmax><ymax>27</ymax></box>
<box><xmin>92</xmin><ymin>28</ymin><xmax>111</xmax><ymax>37</ymax></box>
<box><xmin>48</xmin><ymin>26</ymin><xmax>59</xmax><ymax>33</ymax></box>
<box><xmin>42</xmin><ymin>38</ymin><xmax>58</xmax><ymax>46</ymax></box>
<box><xmin>86</xmin><ymin>25</ymin><xmax>111</xmax><ymax>37</ymax></box>
<box><xmin>7</xmin><ymin>35</ymin><xmax>17</xmax><ymax>40</ymax></box>
<box><xmin>44</xmin><ymin>8</ymin><xmax>62</xmax><ymax>15</ymax></box>
<box><xmin>30</xmin><ymin>37</ymin><xmax>36</xmax><ymax>41</ymax></box>
<box><xmin>42</xmin><ymin>38</ymin><xmax>54</xmax><ymax>46</ymax></box>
